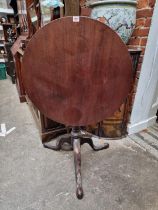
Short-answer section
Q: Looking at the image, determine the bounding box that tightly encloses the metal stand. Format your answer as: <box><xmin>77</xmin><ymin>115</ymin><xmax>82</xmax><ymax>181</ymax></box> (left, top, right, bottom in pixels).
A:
<box><xmin>43</xmin><ymin>127</ymin><xmax>109</xmax><ymax>199</ymax></box>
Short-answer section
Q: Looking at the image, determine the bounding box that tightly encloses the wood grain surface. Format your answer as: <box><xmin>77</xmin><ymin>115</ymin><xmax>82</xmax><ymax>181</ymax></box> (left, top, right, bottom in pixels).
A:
<box><xmin>22</xmin><ymin>17</ymin><xmax>133</xmax><ymax>126</ymax></box>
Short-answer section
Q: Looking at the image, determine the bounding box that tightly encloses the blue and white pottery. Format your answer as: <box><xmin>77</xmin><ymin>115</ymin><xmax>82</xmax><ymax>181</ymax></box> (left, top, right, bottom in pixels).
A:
<box><xmin>89</xmin><ymin>0</ymin><xmax>137</xmax><ymax>43</ymax></box>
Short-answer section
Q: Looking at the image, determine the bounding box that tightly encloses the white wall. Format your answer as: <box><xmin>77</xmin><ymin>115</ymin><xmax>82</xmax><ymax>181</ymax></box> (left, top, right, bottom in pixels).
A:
<box><xmin>128</xmin><ymin>0</ymin><xmax>158</xmax><ymax>134</ymax></box>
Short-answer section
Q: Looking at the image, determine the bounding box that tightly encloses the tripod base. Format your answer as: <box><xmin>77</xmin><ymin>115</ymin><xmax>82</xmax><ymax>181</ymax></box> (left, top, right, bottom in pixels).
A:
<box><xmin>43</xmin><ymin>127</ymin><xmax>109</xmax><ymax>199</ymax></box>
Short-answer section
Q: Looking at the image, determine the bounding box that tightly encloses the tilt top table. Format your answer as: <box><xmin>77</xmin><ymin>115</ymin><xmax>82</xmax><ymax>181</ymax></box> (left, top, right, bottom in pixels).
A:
<box><xmin>22</xmin><ymin>17</ymin><xmax>133</xmax><ymax>199</ymax></box>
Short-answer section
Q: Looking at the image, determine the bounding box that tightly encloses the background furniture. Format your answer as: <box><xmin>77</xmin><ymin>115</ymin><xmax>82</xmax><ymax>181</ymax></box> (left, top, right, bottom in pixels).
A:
<box><xmin>5</xmin><ymin>42</ymin><xmax>15</xmax><ymax>83</ymax></box>
<box><xmin>2</xmin><ymin>23</ymin><xmax>17</xmax><ymax>83</ymax></box>
<box><xmin>0</xmin><ymin>1</ymin><xmax>16</xmax><ymax>82</ymax></box>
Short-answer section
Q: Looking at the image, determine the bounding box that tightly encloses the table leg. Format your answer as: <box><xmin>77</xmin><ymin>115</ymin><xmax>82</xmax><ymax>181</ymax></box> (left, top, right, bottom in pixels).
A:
<box><xmin>43</xmin><ymin>133</ymin><xmax>72</xmax><ymax>150</ymax></box>
<box><xmin>81</xmin><ymin>136</ymin><xmax>109</xmax><ymax>151</ymax></box>
<box><xmin>73</xmin><ymin>137</ymin><xmax>84</xmax><ymax>199</ymax></box>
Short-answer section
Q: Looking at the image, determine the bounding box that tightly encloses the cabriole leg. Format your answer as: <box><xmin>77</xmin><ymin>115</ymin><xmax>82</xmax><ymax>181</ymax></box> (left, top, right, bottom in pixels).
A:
<box><xmin>73</xmin><ymin>137</ymin><xmax>84</xmax><ymax>199</ymax></box>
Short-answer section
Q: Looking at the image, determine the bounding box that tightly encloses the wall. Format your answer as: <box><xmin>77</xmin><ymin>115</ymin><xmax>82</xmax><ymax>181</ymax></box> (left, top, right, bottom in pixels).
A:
<box><xmin>128</xmin><ymin>0</ymin><xmax>158</xmax><ymax>134</ymax></box>
<box><xmin>127</xmin><ymin>0</ymin><xmax>156</xmax><ymax>102</ymax></box>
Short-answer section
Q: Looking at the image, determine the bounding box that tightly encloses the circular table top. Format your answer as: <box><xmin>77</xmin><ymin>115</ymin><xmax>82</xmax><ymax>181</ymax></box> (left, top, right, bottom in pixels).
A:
<box><xmin>22</xmin><ymin>17</ymin><xmax>133</xmax><ymax>126</ymax></box>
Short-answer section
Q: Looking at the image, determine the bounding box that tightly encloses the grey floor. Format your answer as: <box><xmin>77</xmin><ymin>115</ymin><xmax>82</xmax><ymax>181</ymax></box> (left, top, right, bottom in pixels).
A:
<box><xmin>0</xmin><ymin>79</ymin><xmax>158</xmax><ymax>210</ymax></box>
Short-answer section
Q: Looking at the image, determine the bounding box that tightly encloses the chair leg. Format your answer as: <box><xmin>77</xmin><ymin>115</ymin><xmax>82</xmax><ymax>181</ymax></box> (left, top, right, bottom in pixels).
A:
<box><xmin>73</xmin><ymin>137</ymin><xmax>84</xmax><ymax>199</ymax></box>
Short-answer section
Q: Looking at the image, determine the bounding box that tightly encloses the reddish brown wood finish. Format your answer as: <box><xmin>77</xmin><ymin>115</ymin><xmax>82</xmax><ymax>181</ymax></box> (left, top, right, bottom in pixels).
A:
<box><xmin>11</xmin><ymin>35</ymin><xmax>28</xmax><ymax>102</ymax></box>
<box><xmin>22</xmin><ymin>17</ymin><xmax>133</xmax><ymax>126</ymax></box>
<box><xmin>64</xmin><ymin>0</ymin><xmax>80</xmax><ymax>16</ymax></box>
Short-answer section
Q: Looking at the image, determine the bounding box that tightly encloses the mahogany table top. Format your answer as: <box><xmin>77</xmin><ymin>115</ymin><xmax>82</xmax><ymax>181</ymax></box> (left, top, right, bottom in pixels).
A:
<box><xmin>22</xmin><ymin>17</ymin><xmax>133</xmax><ymax>126</ymax></box>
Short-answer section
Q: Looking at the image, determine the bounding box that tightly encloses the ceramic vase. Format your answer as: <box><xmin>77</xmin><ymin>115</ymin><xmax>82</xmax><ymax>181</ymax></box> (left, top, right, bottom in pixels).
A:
<box><xmin>89</xmin><ymin>0</ymin><xmax>137</xmax><ymax>43</ymax></box>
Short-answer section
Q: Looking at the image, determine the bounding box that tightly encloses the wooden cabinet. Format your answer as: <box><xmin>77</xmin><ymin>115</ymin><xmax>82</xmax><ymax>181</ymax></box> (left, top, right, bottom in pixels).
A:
<box><xmin>0</xmin><ymin>7</ymin><xmax>17</xmax><ymax>83</ymax></box>
<box><xmin>11</xmin><ymin>35</ymin><xmax>27</xmax><ymax>102</ymax></box>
